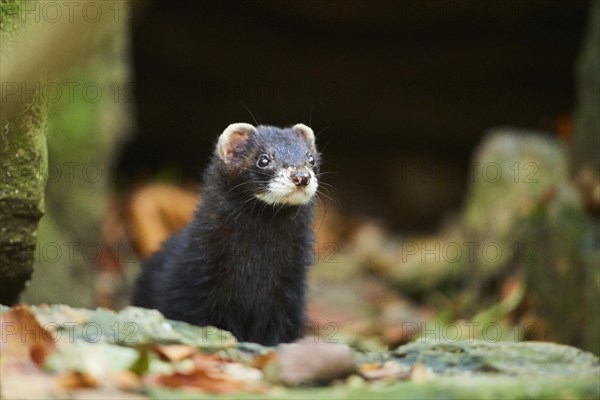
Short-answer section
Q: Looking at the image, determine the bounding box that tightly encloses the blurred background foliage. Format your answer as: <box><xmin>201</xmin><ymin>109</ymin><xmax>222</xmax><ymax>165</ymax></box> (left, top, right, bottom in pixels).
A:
<box><xmin>1</xmin><ymin>0</ymin><xmax>598</xmax><ymax>354</ymax></box>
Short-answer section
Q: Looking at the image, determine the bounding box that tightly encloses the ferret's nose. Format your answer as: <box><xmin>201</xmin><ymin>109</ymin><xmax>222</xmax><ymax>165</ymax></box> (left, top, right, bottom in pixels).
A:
<box><xmin>290</xmin><ymin>170</ymin><xmax>311</xmax><ymax>187</ymax></box>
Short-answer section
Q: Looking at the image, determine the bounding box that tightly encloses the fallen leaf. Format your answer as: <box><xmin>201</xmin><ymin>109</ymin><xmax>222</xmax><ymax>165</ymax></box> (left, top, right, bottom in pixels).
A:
<box><xmin>359</xmin><ymin>362</ymin><xmax>380</xmax><ymax>371</ymax></box>
<box><xmin>1</xmin><ymin>304</ymin><xmax>57</xmax><ymax>367</ymax></box>
<box><xmin>359</xmin><ymin>361</ymin><xmax>411</xmax><ymax>380</ymax></box>
<box><xmin>223</xmin><ymin>362</ymin><xmax>263</xmax><ymax>382</ymax></box>
<box><xmin>150</xmin><ymin>354</ymin><xmax>253</xmax><ymax>394</ymax></box>
<box><xmin>250</xmin><ymin>351</ymin><xmax>277</xmax><ymax>369</ymax></box>
<box><xmin>153</xmin><ymin>368</ymin><xmax>242</xmax><ymax>394</ymax></box>
<box><xmin>154</xmin><ymin>344</ymin><xmax>197</xmax><ymax>362</ymax></box>
<box><xmin>127</xmin><ymin>183</ymin><xmax>199</xmax><ymax>258</ymax></box>
<box><xmin>0</xmin><ymin>306</ymin><xmax>63</xmax><ymax>399</ymax></box>
<box><xmin>114</xmin><ymin>370</ymin><xmax>142</xmax><ymax>391</ymax></box>
<box><xmin>57</xmin><ymin>371</ymin><xmax>98</xmax><ymax>389</ymax></box>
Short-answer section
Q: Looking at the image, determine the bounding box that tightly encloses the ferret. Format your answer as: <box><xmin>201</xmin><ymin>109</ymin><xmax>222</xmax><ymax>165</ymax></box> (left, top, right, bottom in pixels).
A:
<box><xmin>132</xmin><ymin>123</ymin><xmax>319</xmax><ymax>345</ymax></box>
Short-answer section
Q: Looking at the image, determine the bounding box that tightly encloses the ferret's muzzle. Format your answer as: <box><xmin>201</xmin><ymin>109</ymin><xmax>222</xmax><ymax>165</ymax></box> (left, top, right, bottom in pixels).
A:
<box><xmin>290</xmin><ymin>169</ymin><xmax>311</xmax><ymax>187</ymax></box>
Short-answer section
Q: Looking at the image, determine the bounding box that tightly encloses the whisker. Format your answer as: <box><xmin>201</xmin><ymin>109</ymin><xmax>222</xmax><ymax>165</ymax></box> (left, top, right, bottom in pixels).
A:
<box><xmin>316</xmin><ymin>181</ymin><xmax>337</xmax><ymax>191</ymax></box>
<box><xmin>316</xmin><ymin>190</ymin><xmax>336</xmax><ymax>204</ymax></box>
<box><xmin>291</xmin><ymin>204</ymin><xmax>303</xmax><ymax>220</ymax></box>
<box><xmin>234</xmin><ymin>164</ymin><xmax>272</xmax><ymax>176</ymax></box>
<box><xmin>240</xmin><ymin>101</ymin><xmax>259</xmax><ymax>126</ymax></box>
<box><xmin>315</xmin><ymin>126</ymin><xmax>329</xmax><ymax>138</ymax></box>
<box><xmin>259</xmin><ymin>201</ymin><xmax>269</xmax><ymax>218</ymax></box>
<box><xmin>312</xmin><ymin>196</ymin><xmax>328</xmax><ymax>235</ymax></box>
<box><xmin>272</xmin><ymin>203</ymin><xmax>287</xmax><ymax>220</ymax></box>
<box><xmin>250</xmin><ymin>196</ymin><xmax>260</xmax><ymax>215</ymax></box>
<box><xmin>225</xmin><ymin>180</ymin><xmax>271</xmax><ymax>196</ymax></box>
<box><xmin>315</xmin><ymin>171</ymin><xmax>338</xmax><ymax>176</ymax></box>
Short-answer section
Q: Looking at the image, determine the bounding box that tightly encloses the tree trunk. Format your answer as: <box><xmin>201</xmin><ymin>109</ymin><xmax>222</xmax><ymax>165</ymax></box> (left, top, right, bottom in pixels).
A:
<box><xmin>0</xmin><ymin>85</ymin><xmax>48</xmax><ymax>306</ymax></box>
<box><xmin>1</xmin><ymin>0</ymin><xmax>132</xmax><ymax>306</ymax></box>
<box><xmin>0</xmin><ymin>1</ymin><xmax>48</xmax><ymax>304</ymax></box>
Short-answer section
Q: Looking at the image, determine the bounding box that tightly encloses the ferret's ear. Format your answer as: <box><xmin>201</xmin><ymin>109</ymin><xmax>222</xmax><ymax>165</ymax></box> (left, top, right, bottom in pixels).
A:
<box><xmin>293</xmin><ymin>123</ymin><xmax>316</xmax><ymax>151</ymax></box>
<box><xmin>217</xmin><ymin>123</ymin><xmax>257</xmax><ymax>163</ymax></box>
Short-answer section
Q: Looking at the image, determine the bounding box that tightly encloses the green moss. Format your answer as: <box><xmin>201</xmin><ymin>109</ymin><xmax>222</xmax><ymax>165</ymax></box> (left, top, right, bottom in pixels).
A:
<box><xmin>0</xmin><ymin>3</ymin><xmax>48</xmax><ymax>303</ymax></box>
<box><xmin>0</xmin><ymin>0</ymin><xmax>20</xmax><ymax>34</ymax></box>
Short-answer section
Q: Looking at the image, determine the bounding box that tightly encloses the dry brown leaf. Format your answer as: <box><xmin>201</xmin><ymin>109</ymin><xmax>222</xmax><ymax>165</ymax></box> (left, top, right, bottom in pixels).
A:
<box><xmin>359</xmin><ymin>361</ymin><xmax>411</xmax><ymax>380</ymax></box>
<box><xmin>153</xmin><ymin>368</ymin><xmax>243</xmax><ymax>394</ymax></box>
<box><xmin>57</xmin><ymin>371</ymin><xmax>98</xmax><ymax>389</ymax></box>
<box><xmin>250</xmin><ymin>351</ymin><xmax>278</xmax><ymax>370</ymax></box>
<box><xmin>360</xmin><ymin>363</ymin><xmax>380</xmax><ymax>371</ymax></box>
<box><xmin>153</xmin><ymin>344</ymin><xmax>197</xmax><ymax>362</ymax></box>
<box><xmin>1</xmin><ymin>304</ymin><xmax>57</xmax><ymax>367</ymax></box>
<box><xmin>151</xmin><ymin>354</ymin><xmax>247</xmax><ymax>394</ymax></box>
<box><xmin>114</xmin><ymin>370</ymin><xmax>142</xmax><ymax>391</ymax></box>
<box><xmin>127</xmin><ymin>184</ymin><xmax>199</xmax><ymax>258</ymax></box>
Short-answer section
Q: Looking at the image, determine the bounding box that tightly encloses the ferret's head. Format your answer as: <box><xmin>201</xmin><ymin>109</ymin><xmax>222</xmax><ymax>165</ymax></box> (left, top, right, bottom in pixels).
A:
<box><xmin>216</xmin><ymin>123</ymin><xmax>319</xmax><ymax>206</ymax></box>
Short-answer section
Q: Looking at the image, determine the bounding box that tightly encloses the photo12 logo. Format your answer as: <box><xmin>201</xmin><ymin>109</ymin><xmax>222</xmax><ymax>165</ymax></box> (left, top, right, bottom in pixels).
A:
<box><xmin>0</xmin><ymin>321</ymin><xmax>241</xmax><ymax>345</ymax></box>
<box><xmin>2</xmin><ymin>1</ymin><xmax>132</xmax><ymax>24</ymax></box>
<box><xmin>403</xmin><ymin>321</ymin><xmax>541</xmax><ymax>343</ymax></box>
<box><xmin>401</xmin><ymin>240</ymin><xmax>539</xmax><ymax>264</ymax></box>
<box><xmin>0</xmin><ymin>161</ymin><xmax>115</xmax><ymax>186</ymax></box>
<box><xmin>1</xmin><ymin>82</ymin><xmax>135</xmax><ymax>104</ymax></box>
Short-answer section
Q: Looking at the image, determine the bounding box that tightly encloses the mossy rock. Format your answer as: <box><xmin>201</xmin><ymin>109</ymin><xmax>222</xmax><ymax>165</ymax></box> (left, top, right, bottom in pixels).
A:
<box><xmin>28</xmin><ymin>304</ymin><xmax>236</xmax><ymax>349</ymax></box>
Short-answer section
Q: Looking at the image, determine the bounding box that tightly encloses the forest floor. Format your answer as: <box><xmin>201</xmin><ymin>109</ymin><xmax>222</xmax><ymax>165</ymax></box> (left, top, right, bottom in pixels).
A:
<box><xmin>1</xmin><ymin>304</ymin><xmax>598</xmax><ymax>399</ymax></box>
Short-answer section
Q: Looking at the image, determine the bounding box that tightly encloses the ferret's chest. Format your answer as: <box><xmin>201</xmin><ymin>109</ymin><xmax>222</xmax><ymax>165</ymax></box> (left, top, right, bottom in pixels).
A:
<box><xmin>213</xmin><ymin>222</ymin><xmax>305</xmax><ymax>291</ymax></box>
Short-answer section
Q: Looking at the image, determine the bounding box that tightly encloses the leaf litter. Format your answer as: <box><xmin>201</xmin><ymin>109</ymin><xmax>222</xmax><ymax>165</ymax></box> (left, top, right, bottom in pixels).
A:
<box><xmin>1</xmin><ymin>304</ymin><xmax>598</xmax><ymax>399</ymax></box>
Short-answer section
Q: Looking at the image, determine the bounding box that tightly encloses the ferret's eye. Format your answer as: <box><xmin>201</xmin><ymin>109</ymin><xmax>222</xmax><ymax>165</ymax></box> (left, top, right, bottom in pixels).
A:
<box><xmin>257</xmin><ymin>155</ymin><xmax>271</xmax><ymax>168</ymax></box>
<box><xmin>308</xmin><ymin>154</ymin><xmax>315</xmax><ymax>166</ymax></box>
